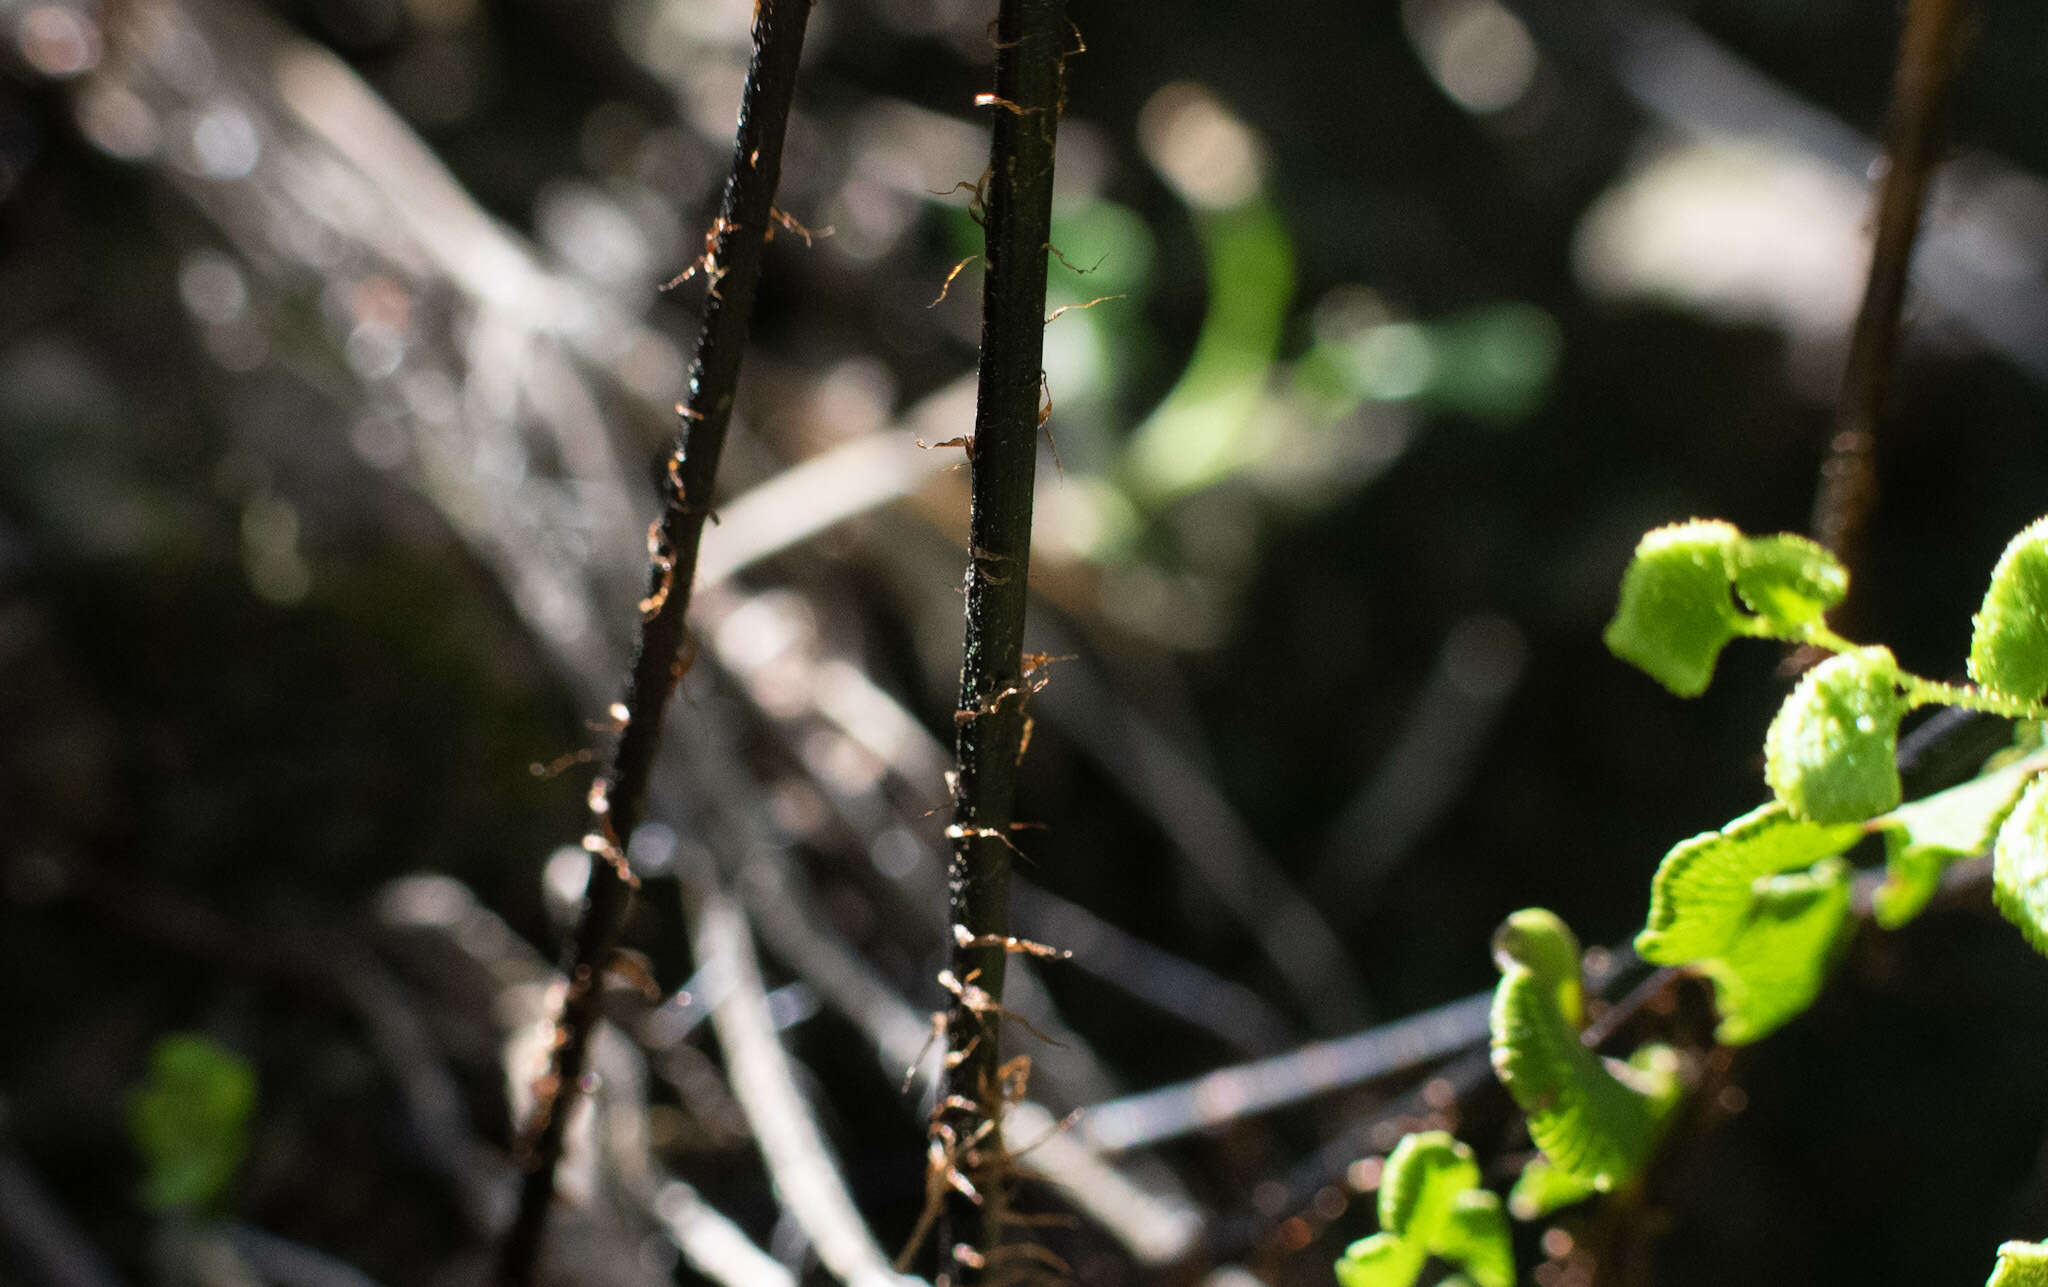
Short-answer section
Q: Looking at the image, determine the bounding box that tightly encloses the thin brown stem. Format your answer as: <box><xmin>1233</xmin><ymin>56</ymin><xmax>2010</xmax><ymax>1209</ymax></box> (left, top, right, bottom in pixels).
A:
<box><xmin>492</xmin><ymin>1</ymin><xmax>813</xmax><ymax>1280</ymax></box>
<box><xmin>1811</xmin><ymin>0</ymin><xmax>1968</xmax><ymax>578</ymax></box>
<box><xmin>933</xmin><ymin>2</ymin><xmax>1068</xmax><ymax>1283</ymax></box>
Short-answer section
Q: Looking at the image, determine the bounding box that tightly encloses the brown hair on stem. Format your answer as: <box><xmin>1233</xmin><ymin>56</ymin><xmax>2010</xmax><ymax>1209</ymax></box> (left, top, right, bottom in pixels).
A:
<box><xmin>491</xmin><ymin>0</ymin><xmax>814</xmax><ymax>1281</ymax></box>
<box><xmin>931</xmin><ymin>0</ymin><xmax>1070</xmax><ymax>1283</ymax></box>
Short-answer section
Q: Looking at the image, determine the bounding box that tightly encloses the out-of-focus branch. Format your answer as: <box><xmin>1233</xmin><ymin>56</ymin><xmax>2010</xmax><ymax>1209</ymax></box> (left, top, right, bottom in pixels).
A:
<box><xmin>629</xmin><ymin>644</ymin><xmax>1209</xmax><ymax>1261</ymax></box>
<box><xmin>721</xmin><ymin>837</ymin><xmax>1207</xmax><ymax>1266</ymax></box>
<box><xmin>694</xmin><ymin>381</ymin><xmax>978</xmax><ymax>588</ymax></box>
<box><xmin>682</xmin><ymin>872</ymin><xmax>917</xmax><ymax>1287</ymax></box>
<box><xmin>1810</xmin><ymin>0</ymin><xmax>1969</xmax><ymax>580</ymax></box>
<box><xmin>1209</xmin><ymin>1049</ymin><xmax>1501</xmax><ymax>1261</ymax></box>
<box><xmin>1028</xmin><ymin>630</ymin><xmax>1368</xmax><ymax>1031</ymax></box>
<box><xmin>220</xmin><ymin>1226</ymin><xmax>392</xmax><ymax>1287</ymax></box>
<box><xmin>374</xmin><ymin>875</ymin><xmax>782</xmax><ymax>1287</ymax></box>
<box><xmin>1508</xmin><ymin>0</ymin><xmax>2048</xmax><ymax>387</ymax></box>
<box><xmin>1009</xmin><ymin>883</ymin><xmax>1297</xmax><ymax>1056</ymax></box>
<box><xmin>1075</xmin><ymin>992</ymin><xmax>1495</xmax><ymax>1156</ymax></box>
<box><xmin>498</xmin><ymin>0</ymin><xmax>814</xmax><ymax>1279</ymax></box>
<box><xmin>651</xmin><ymin>1181</ymin><xmax>798</xmax><ymax>1287</ymax></box>
<box><xmin>0</xmin><ymin>1135</ymin><xmax>129</xmax><ymax>1287</ymax></box>
<box><xmin>1314</xmin><ymin>616</ymin><xmax>1525</xmax><ymax>916</ymax></box>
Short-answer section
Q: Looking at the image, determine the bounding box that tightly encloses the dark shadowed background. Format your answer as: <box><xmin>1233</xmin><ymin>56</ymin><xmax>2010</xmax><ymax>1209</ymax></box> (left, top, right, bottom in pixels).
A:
<box><xmin>6</xmin><ymin>0</ymin><xmax>2048</xmax><ymax>1283</ymax></box>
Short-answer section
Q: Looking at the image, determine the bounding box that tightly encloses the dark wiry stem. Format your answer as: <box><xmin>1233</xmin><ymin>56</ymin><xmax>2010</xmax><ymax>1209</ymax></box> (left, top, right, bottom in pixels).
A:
<box><xmin>493</xmin><ymin>1</ymin><xmax>812</xmax><ymax>1280</ymax></box>
<box><xmin>1811</xmin><ymin>0</ymin><xmax>1968</xmax><ymax>577</ymax></box>
<box><xmin>933</xmin><ymin>2</ymin><xmax>1067</xmax><ymax>1283</ymax></box>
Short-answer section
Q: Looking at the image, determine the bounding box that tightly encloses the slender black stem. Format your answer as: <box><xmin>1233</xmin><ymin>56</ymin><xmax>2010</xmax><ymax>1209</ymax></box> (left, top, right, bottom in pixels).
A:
<box><xmin>934</xmin><ymin>2</ymin><xmax>1067</xmax><ymax>1282</ymax></box>
<box><xmin>493</xmin><ymin>2</ymin><xmax>812</xmax><ymax>1280</ymax></box>
<box><xmin>1811</xmin><ymin>0</ymin><xmax>1967</xmax><ymax>577</ymax></box>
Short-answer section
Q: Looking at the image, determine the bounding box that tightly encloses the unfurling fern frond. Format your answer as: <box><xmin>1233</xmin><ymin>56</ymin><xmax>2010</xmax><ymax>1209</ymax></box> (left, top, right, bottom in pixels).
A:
<box><xmin>1490</xmin><ymin>910</ymin><xmax>1678</xmax><ymax>1191</ymax></box>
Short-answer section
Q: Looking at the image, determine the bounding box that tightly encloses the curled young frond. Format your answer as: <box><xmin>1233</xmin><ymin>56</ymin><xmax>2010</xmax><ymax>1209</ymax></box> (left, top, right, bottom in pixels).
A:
<box><xmin>1490</xmin><ymin>911</ymin><xmax>1677</xmax><ymax>1191</ymax></box>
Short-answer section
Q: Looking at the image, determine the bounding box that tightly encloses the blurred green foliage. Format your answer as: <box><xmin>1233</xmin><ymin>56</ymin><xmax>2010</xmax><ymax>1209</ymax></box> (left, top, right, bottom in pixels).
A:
<box><xmin>126</xmin><ymin>1033</ymin><xmax>257</xmax><ymax>1214</ymax></box>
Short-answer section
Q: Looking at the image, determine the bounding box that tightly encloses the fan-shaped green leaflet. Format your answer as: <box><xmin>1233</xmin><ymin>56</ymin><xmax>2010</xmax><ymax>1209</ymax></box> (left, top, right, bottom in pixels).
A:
<box><xmin>1993</xmin><ymin>777</ymin><xmax>2048</xmax><ymax>957</ymax></box>
<box><xmin>1696</xmin><ymin>857</ymin><xmax>1852</xmax><ymax>1045</ymax></box>
<box><xmin>1730</xmin><ymin>532</ymin><xmax>1848</xmax><ymax>630</ymax></box>
<box><xmin>1764</xmin><ymin>647</ymin><xmax>1907</xmax><ymax>824</ymax></box>
<box><xmin>1873</xmin><ymin>757</ymin><xmax>2041</xmax><ymax>929</ymax></box>
<box><xmin>1604</xmin><ymin>520</ymin><xmax>1850</xmax><ymax>698</ymax></box>
<box><xmin>1971</xmin><ymin>517</ymin><xmax>2048</xmax><ymax>704</ymax></box>
<box><xmin>1637</xmin><ymin>804</ymin><xmax>1861</xmax><ymax>965</ymax></box>
<box><xmin>1603</xmin><ymin>521</ymin><xmax>1749</xmax><ymax>697</ymax></box>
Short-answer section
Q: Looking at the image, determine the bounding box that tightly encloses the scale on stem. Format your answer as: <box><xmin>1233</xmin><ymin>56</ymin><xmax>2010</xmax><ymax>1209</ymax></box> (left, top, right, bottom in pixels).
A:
<box><xmin>492</xmin><ymin>1</ymin><xmax>815</xmax><ymax>1281</ymax></box>
<box><xmin>927</xmin><ymin>1</ymin><xmax>1071</xmax><ymax>1284</ymax></box>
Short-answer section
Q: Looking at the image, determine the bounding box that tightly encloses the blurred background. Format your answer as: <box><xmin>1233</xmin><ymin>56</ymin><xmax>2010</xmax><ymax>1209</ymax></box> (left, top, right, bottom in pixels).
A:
<box><xmin>7</xmin><ymin>0</ymin><xmax>2048</xmax><ymax>1283</ymax></box>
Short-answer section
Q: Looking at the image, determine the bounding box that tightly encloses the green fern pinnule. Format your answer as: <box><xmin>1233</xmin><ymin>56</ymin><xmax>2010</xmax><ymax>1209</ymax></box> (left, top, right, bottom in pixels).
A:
<box><xmin>1603</xmin><ymin>520</ymin><xmax>1747</xmax><ymax>697</ymax></box>
<box><xmin>1988</xmin><ymin>1240</ymin><xmax>2048</xmax><ymax>1287</ymax></box>
<box><xmin>1730</xmin><ymin>532</ymin><xmax>1848</xmax><ymax>630</ymax></box>
<box><xmin>126</xmin><ymin>1033</ymin><xmax>257</xmax><ymax>1214</ymax></box>
<box><xmin>1336</xmin><ymin>1132</ymin><xmax>1515</xmax><ymax>1287</ymax></box>
<box><xmin>1605</xmin><ymin>521</ymin><xmax>1852</xmax><ymax>698</ymax></box>
<box><xmin>1971</xmin><ymin>516</ymin><xmax>2048</xmax><ymax>704</ymax></box>
<box><xmin>1874</xmin><ymin>757</ymin><xmax>2040</xmax><ymax>929</ymax></box>
<box><xmin>1334</xmin><ymin>1233</ymin><xmax>1421</xmax><ymax>1287</ymax></box>
<box><xmin>1993</xmin><ymin>777</ymin><xmax>2048</xmax><ymax>957</ymax></box>
<box><xmin>1491</xmin><ymin>910</ymin><xmax>1676</xmax><ymax>1192</ymax></box>
<box><xmin>1763</xmin><ymin>646</ymin><xmax>1907</xmax><ymax>824</ymax></box>
<box><xmin>1437</xmin><ymin>1192</ymin><xmax>1515</xmax><ymax>1287</ymax></box>
<box><xmin>1378</xmin><ymin>1132</ymin><xmax>1480</xmax><ymax>1240</ymax></box>
<box><xmin>1508</xmin><ymin>1154</ymin><xmax>1598</xmax><ymax>1220</ymax></box>
<box><xmin>1637</xmin><ymin>804</ymin><xmax>1861</xmax><ymax>966</ymax></box>
<box><xmin>1697</xmin><ymin>858</ymin><xmax>1852</xmax><ymax>1044</ymax></box>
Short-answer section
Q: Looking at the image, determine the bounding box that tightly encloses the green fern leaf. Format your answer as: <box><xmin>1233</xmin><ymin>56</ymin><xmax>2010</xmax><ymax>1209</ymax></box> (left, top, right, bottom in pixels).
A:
<box><xmin>1508</xmin><ymin>1154</ymin><xmax>1598</xmax><ymax>1221</ymax></box>
<box><xmin>1971</xmin><ymin>516</ymin><xmax>2048</xmax><ymax>703</ymax></box>
<box><xmin>1437</xmin><ymin>1192</ymin><xmax>1515</xmax><ymax>1287</ymax></box>
<box><xmin>1731</xmin><ymin>533</ymin><xmax>1847</xmax><ymax>631</ymax></box>
<box><xmin>1603</xmin><ymin>520</ymin><xmax>1747</xmax><ymax>697</ymax></box>
<box><xmin>1697</xmin><ymin>858</ymin><xmax>1852</xmax><ymax>1044</ymax></box>
<box><xmin>1340</xmin><ymin>1133</ymin><xmax>1514</xmax><ymax>1287</ymax></box>
<box><xmin>1378</xmin><ymin>1131</ymin><xmax>1482</xmax><ymax>1241</ymax></box>
<box><xmin>1335</xmin><ymin>1233</ymin><xmax>1423</xmax><ymax>1287</ymax></box>
<box><xmin>1872</xmin><ymin>846</ymin><xmax>1946</xmax><ymax>934</ymax></box>
<box><xmin>1988</xmin><ymin>1240</ymin><xmax>2048</xmax><ymax>1287</ymax></box>
<box><xmin>1993</xmin><ymin>777</ymin><xmax>2048</xmax><ymax>957</ymax></box>
<box><xmin>125</xmin><ymin>1033</ymin><xmax>258</xmax><ymax>1214</ymax></box>
<box><xmin>1637</xmin><ymin>804</ymin><xmax>1862</xmax><ymax>965</ymax></box>
<box><xmin>1764</xmin><ymin>647</ymin><xmax>1907</xmax><ymax>823</ymax></box>
<box><xmin>1873</xmin><ymin>760</ymin><xmax>2041</xmax><ymax>929</ymax></box>
<box><xmin>1491</xmin><ymin>910</ymin><xmax>1676</xmax><ymax>1191</ymax></box>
